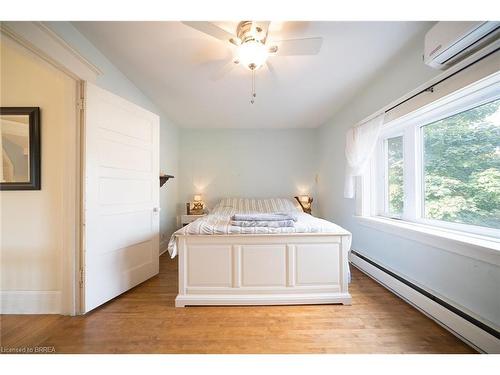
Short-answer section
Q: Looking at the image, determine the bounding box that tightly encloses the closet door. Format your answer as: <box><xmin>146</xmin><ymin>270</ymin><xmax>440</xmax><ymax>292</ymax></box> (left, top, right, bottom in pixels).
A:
<box><xmin>83</xmin><ymin>82</ymin><xmax>160</xmax><ymax>312</ymax></box>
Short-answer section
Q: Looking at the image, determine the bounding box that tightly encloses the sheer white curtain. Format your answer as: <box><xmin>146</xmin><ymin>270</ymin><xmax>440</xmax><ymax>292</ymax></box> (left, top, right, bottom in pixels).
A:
<box><xmin>344</xmin><ymin>113</ymin><xmax>385</xmax><ymax>198</ymax></box>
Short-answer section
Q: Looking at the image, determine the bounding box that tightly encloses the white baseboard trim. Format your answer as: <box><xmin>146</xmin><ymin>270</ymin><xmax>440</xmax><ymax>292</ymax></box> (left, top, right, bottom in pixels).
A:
<box><xmin>350</xmin><ymin>251</ymin><xmax>500</xmax><ymax>353</ymax></box>
<box><xmin>0</xmin><ymin>290</ymin><xmax>61</xmax><ymax>314</ymax></box>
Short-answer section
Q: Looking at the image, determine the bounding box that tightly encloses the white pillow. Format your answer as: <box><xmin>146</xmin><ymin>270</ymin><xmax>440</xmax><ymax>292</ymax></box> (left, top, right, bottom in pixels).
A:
<box><xmin>212</xmin><ymin>198</ymin><xmax>301</xmax><ymax>214</ymax></box>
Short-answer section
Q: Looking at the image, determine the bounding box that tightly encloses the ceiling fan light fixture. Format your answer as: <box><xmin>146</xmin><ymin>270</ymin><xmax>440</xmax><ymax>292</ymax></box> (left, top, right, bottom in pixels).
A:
<box><xmin>237</xmin><ymin>40</ymin><xmax>268</xmax><ymax>70</ymax></box>
<box><xmin>183</xmin><ymin>21</ymin><xmax>324</xmax><ymax>104</ymax></box>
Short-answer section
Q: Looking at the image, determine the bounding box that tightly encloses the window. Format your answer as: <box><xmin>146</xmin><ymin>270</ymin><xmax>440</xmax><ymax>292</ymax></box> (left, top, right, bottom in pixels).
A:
<box><xmin>422</xmin><ymin>99</ymin><xmax>500</xmax><ymax>229</ymax></box>
<box><xmin>372</xmin><ymin>74</ymin><xmax>500</xmax><ymax>239</ymax></box>
<box><xmin>386</xmin><ymin>136</ymin><xmax>404</xmax><ymax>217</ymax></box>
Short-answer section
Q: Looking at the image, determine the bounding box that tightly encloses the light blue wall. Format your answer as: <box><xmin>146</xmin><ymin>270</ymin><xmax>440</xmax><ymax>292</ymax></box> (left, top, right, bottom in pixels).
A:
<box><xmin>317</xmin><ymin>29</ymin><xmax>500</xmax><ymax>328</ymax></box>
<box><xmin>179</xmin><ymin>128</ymin><xmax>319</xmax><ymax>212</ymax></box>
<box><xmin>46</xmin><ymin>22</ymin><xmax>179</xmax><ymax>244</ymax></box>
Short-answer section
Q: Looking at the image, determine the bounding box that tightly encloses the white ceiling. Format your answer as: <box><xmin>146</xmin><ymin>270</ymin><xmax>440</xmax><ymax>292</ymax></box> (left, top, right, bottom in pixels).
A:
<box><xmin>73</xmin><ymin>21</ymin><xmax>433</xmax><ymax>128</ymax></box>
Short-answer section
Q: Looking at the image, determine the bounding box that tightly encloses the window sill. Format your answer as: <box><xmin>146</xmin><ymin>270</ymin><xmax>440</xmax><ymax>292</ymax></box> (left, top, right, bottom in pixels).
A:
<box><xmin>355</xmin><ymin>216</ymin><xmax>500</xmax><ymax>266</ymax></box>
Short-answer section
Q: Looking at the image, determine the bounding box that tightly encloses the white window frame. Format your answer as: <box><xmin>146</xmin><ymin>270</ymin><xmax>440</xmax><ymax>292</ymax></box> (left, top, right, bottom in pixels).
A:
<box><xmin>379</xmin><ymin>133</ymin><xmax>405</xmax><ymax>219</ymax></box>
<box><xmin>367</xmin><ymin>72</ymin><xmax>500</xmax><ymax>240</ymax></box>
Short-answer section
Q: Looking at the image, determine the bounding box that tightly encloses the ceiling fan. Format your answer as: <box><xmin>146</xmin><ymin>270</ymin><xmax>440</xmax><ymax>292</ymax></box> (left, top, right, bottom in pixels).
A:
<box><xmin>182</xmin><ymin>21</ymin><xmax>323</xmax><ymax>103</ymax></box>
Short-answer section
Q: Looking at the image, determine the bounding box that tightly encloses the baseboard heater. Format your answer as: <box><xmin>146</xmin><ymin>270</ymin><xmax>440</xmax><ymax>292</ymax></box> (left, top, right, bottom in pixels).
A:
<box><xmin>350</xmin><ymin>250</ymin><xmax>500</xmax><ymax>353</ymax></box>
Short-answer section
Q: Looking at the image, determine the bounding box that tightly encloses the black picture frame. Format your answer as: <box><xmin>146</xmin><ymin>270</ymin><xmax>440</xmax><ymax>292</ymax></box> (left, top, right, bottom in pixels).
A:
<box><xmin>0</xmin><ymin>107</ymin><xmax>41</xmax><ymax>190</ymax></box>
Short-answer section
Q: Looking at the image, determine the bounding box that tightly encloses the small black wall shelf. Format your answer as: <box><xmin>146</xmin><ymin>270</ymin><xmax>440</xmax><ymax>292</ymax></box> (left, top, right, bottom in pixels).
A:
<box><xmin>160</xmin><ymin>175</ymin><xmax>174</xmax><ymax>187</ymax></box>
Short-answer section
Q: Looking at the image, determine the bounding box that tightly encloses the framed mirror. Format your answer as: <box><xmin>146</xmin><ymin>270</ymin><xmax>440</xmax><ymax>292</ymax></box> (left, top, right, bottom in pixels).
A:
<box><xmin>0</xmin><ymin>107</ymin><xmax>41</xmax><ymax>190</ymax></box>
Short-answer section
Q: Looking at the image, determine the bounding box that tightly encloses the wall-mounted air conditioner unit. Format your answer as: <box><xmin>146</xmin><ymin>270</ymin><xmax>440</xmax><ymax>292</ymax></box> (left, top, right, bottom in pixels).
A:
<box><xmin>424</xmin><ymin>21</ymin><xmax>500</xmax><ymax>70</ymax></box>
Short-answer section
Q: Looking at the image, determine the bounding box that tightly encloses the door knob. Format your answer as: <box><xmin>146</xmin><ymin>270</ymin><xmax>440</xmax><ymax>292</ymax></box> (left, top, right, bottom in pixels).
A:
<box><xmin>153</xmin><ymin>207</ymin><xmax>161</xmax><ymax>212</ymax></box>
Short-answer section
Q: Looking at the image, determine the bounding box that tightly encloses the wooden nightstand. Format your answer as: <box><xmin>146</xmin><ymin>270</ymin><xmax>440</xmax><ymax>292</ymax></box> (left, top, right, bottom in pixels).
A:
<box><xmin>181</xmin><ymin>214</ymin><xmax>206</xmax><ymax>227</ymax></box>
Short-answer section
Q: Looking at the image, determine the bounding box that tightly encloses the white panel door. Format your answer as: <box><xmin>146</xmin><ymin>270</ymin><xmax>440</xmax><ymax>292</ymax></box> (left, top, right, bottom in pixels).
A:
<box><xmin>83</xmin><ymin>82</ymin><xmax>160</xmax><ymax>313</ymax></box>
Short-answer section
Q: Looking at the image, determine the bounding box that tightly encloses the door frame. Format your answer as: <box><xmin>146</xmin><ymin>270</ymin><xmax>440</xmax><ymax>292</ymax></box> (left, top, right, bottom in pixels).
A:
<box><xmin>1</xmin><ymin>22</ymin><xmax>101</xmax><ymax>315</ymax></box>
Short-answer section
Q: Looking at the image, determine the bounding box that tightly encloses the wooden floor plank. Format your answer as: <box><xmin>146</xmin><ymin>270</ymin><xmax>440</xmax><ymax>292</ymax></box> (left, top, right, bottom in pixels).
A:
<box><xmin>0</xmin><ymin>255</ymin><xmax>476</xmax><ymax>354</ymax></box>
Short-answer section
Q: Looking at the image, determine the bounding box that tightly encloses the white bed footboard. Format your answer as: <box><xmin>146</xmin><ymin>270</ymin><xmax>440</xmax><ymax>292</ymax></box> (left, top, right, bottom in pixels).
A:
<box><xmin>175</xmin><ymin>233</ymin><xmax>352</xmax><ymax>307</ymax></box>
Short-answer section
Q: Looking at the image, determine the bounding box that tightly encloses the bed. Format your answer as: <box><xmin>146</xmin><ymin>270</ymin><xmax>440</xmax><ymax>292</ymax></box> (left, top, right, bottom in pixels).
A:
<box><xmin>168</xmin><ymin>198</ymin><xmax>352</xmax><ymax>307</ymax></box>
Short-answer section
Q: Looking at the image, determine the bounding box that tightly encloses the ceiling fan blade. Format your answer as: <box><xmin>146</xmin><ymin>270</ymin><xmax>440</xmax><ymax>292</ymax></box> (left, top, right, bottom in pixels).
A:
<box><xmin>269</xmin><ymin>37</ymin><xmax>323</xmax><ymax>56</ymax></box>
<box><xmin>210</xmin><ymin>59</ymin><xmax>238</xmax><ymax>81</ymax></box>
<box><xmin>182</xmin><ymin>21</ymin><xmax>238</xmax><ymax>44</ymax></box>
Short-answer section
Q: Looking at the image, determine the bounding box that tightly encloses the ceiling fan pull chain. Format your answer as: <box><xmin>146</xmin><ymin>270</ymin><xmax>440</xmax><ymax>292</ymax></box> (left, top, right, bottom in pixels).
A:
<box><xmin>251</xmin><ymin>69</ymin><xmax>256</xmax><ymax>104</ymax></box>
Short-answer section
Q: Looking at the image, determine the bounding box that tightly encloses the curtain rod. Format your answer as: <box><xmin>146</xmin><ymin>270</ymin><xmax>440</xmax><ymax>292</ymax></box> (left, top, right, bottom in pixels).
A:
<box><xmin>383</xmin><ymin>47</ymin><xmax>499</xmax><ymax>115</ymax></box>
<box><xmin>352</xmin><ymin>44</ymin><xmax>499</xmax><ymax>129</ymax></box>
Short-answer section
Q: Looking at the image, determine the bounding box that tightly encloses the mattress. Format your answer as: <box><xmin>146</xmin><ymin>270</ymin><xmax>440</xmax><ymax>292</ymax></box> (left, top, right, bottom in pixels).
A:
<box><xmin>167</xmin><ymin>198</ymin><xmax>351</xmax><ymax>258</ymax></box>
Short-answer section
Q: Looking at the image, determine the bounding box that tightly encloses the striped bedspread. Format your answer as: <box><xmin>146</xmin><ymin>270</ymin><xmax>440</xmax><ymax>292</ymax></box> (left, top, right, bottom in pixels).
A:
<box><xmin>167</xmin><ymin>198</ymin><xmax>351</xmax><ymax>258</ymax></box>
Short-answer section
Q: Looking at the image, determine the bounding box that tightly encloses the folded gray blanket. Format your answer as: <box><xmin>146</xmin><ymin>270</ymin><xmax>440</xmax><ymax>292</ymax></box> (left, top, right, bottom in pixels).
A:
<box><xmin>231</xmin><ymin>220</ymin><xmax>295</xmax><ymax>228</ymax></box>
<box><xmin>231</xmin><ymin>213</ymin><xmax>298</xmax><ymax>222</ymax></box>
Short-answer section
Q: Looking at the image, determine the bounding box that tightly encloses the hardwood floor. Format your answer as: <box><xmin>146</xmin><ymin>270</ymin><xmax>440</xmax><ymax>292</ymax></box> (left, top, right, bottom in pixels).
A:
<box><xmin>0</xmin><ymin>255</ymin><xmax>475</xmax><ymax>354</ymax></box>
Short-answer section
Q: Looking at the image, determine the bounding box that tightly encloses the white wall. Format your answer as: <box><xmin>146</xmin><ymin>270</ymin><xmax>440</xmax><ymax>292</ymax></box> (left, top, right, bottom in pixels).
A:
<box><xmin>179</xmin><ymin>128</ymin><xmax>319</xmax><ymax>213</ymax></box>
<box><xmin>317</xmin><ymin>29</ymin><xmax>500</xmax><ymax>329</ymax></box>
<box><xmin>46</xmin><ymin>22</ymin><xmax>180</xmax><ymax>246</ymax></box>
<box><xmin>0</xmin><ymin>36</ymin><xmax>77</xmax><ymax>313</ymax></box>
